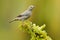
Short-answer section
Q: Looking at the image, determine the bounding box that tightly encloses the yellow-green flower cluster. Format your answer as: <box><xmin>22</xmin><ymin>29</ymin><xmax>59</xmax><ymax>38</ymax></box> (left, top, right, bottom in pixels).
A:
<box><xmin>19</xmin><ymin>21</ymin><xmax>52</xmax><ymax>40</ymax></box>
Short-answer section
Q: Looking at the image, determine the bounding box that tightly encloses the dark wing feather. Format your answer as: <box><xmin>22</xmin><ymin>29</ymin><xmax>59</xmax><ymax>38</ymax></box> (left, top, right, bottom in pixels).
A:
<box><xmin>17</xmin><ymin>15</ymin><xmax>23</xmax><ymax>17</ymax></box>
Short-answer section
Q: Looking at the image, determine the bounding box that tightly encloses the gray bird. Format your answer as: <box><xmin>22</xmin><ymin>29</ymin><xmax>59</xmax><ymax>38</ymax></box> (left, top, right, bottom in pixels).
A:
<box><xmin>9</xmin><ymin>5</ymin><xmax>35</xmax><ymax>23</ymax></box>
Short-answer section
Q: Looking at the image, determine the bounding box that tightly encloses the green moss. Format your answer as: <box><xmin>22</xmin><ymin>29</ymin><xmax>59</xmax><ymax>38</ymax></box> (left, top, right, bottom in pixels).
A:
<box><xmin>19</xmin><ymin>21</ymin><xmax>52</xmax><ymax>40</ymax></box>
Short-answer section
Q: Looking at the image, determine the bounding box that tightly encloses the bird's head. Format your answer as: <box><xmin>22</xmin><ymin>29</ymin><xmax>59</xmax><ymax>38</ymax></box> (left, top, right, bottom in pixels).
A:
<box><xmin>28</xmin><ymin>5</ymin><xmax>35</xmax><ymax>10</ymax></box>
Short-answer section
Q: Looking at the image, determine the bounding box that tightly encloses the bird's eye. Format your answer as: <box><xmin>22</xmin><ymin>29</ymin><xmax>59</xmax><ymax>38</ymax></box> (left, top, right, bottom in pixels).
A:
<box><xmin>31</xmin><ymin>7</ymin><xmax>33</xmax><ymax>8</ymax></box>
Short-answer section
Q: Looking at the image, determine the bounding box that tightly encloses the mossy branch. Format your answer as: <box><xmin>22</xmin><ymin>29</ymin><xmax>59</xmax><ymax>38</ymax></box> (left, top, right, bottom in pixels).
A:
<box><xmin>18</xmin><ymin>21</ymin><xmax>52</xmax><ymax>40</ymax></box>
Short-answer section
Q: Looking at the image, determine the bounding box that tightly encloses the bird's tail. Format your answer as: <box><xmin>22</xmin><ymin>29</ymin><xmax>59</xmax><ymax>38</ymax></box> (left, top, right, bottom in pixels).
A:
<box><xmin>9</xmin><ymin>20</ymin><xmax>15</xmax><ymax>23</ymax></box>
<box><xmin>9</xmin><ymin>19</ymin><xmax>18</xmax><ymax>23</ymax></box>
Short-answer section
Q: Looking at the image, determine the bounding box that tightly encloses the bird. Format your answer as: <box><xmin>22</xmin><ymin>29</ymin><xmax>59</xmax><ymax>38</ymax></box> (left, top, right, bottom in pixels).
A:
<box><xmin>9</xmin><ymin>5</ymin><xmax>35</xmax><ymax>23</ymax></box>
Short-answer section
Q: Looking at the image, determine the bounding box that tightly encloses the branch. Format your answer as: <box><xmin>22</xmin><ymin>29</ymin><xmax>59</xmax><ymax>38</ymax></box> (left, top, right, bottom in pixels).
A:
<box><xmin>19</xmin><ymin>21</ymin><xmax>52</xmax><ymax>40</ymax></box>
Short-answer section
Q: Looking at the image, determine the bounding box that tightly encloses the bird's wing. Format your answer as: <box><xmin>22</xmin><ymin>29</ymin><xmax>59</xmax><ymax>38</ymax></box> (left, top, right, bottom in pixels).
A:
<box><xmin>17</xmin><ymin>14</ymin><xmax>23</xmax><ymax>17</ymax></box>
<box><xmin>17</xmin><ymin>9</ymin><xmax>31</xmax><ymax>17</ymax></box>
<box><xmin>17</xmin><ymin>10</ymin><xmax>27</xmax><ymax>17</ymax></box>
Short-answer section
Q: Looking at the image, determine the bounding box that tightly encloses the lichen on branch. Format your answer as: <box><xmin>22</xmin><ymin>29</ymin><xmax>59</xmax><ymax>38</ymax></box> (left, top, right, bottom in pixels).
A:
<box><xmin>18</xmin><ymin>21</ymin><xmax>52</xmax><ymax>40</ymax></box>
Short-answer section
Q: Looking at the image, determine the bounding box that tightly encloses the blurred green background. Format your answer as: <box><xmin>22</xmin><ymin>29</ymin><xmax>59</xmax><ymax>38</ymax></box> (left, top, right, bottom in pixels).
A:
<box><xmin>0</xmin><ymin>0</ymin><xmax>60</xmax><ymax>40</ymax></box>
